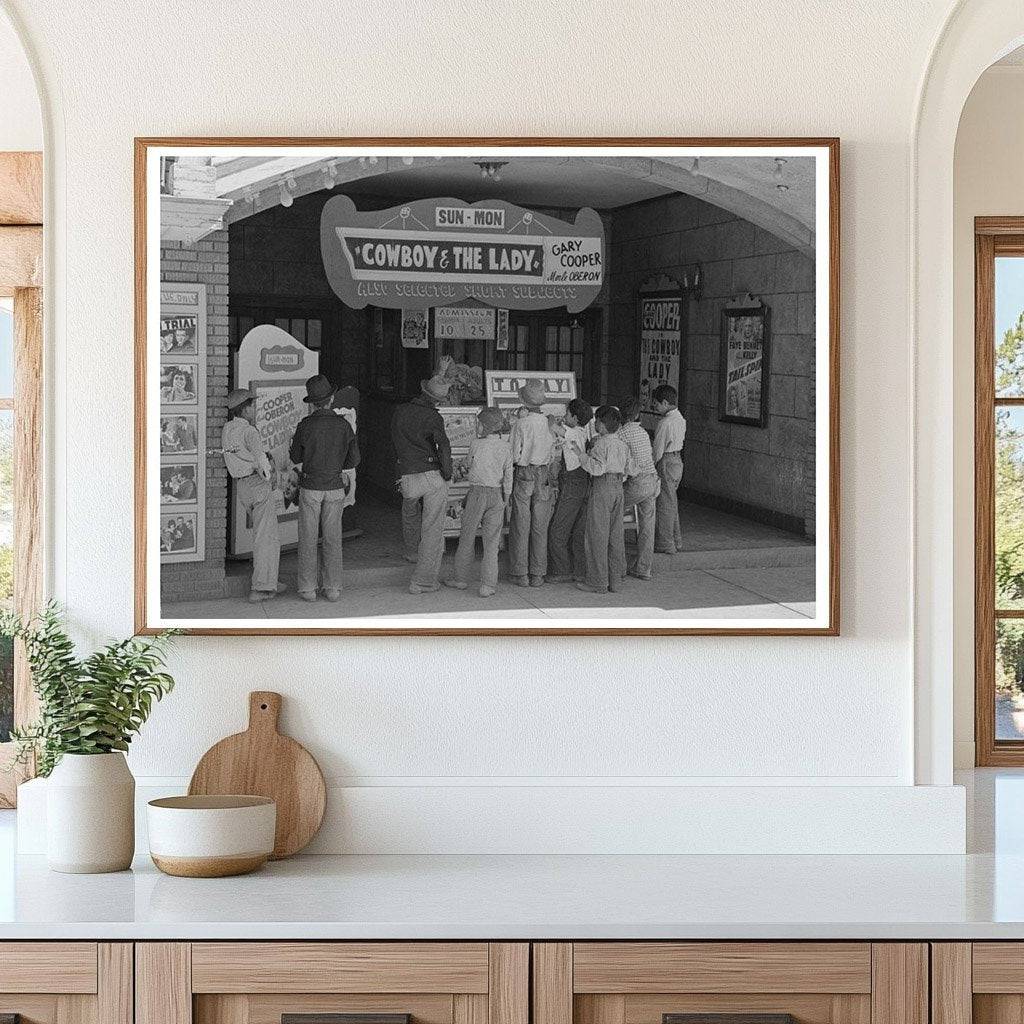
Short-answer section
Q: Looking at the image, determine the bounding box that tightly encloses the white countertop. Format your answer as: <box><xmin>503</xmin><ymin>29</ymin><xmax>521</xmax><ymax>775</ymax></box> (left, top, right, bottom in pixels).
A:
<box><xmin>2</xmin><ymin>850</ymin><xmax>1024</xmax><ymax>940</ymax></box>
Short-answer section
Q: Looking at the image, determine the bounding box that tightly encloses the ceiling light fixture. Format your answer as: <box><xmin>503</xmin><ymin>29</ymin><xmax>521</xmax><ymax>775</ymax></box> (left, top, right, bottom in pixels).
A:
<box><xmin>475</xmin><ymin>161</ymin><xmax>508</xmax><ymax>182</ymax></box>
<box><xmin>322</xmin><ymin>161</ymin><xmax>338</xmax><ymax>188</ymax></box>
<box><xmin>401</xmin><ymin>156</ymin><xmax>415</xmax><ymax>166</ymax></box>
<box><xmin>774</xmin><ymin>158</ymin><xmax>789</xmax><ymax>192</ymax></box>
<box><xmin>690</xmin><ymin>156</ymin><xmax>701</xmax><ymax>175</ymax></box>
<box><xmin>279</xmin><ymin>177</ymin><xmax>296</xmax><ymax>208</ymax></box>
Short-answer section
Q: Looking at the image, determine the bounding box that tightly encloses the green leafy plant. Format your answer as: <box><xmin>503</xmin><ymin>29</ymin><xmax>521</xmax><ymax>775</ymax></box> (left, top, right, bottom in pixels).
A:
<box><xmin>0</xmin><ymin>603</ymin><xmax>178</xmax><ymax>777</ymax></box>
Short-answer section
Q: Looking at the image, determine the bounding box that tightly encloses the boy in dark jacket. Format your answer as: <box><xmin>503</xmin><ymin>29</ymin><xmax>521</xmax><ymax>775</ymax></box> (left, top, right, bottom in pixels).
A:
<box><xmin>290</xmin><ymin>374</ymin><xmax>360</xmax><ymax>602</ymax></box>
<box><xmin>391</xmin><ymin>375</ymin><xmax>453</xmax><ymax>594</ymax></box>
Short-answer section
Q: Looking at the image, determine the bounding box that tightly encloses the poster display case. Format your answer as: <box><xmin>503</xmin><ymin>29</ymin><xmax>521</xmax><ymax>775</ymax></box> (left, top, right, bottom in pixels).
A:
<box><xmin>159</xmin><ymin>284</ymin><xmax>206</xmax><ymax>564</ymax></box>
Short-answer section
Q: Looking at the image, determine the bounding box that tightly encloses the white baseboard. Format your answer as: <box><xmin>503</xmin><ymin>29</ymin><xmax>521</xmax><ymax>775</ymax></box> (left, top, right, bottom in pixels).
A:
<box><xmin>17</xmin><ymin>778</ymin><xmax>967</xmax><ymax>856</ymax></box>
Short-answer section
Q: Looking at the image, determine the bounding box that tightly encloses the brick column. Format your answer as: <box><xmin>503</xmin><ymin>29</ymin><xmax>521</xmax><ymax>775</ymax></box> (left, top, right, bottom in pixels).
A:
<box><xmin>159</xmin><ymin>230</ymin><xmax>231</xmax><ymax>604</ymax></box>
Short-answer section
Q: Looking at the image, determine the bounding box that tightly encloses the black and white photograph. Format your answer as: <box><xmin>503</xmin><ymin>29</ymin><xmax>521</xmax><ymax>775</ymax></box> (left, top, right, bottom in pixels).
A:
<box><xmin>159</xmin><ymin>513</ymin><xmax>198</xmax><ymax>555</ymax></box>
<box><xmin>160</xmin><ymin>313</ymin><xmax>199</xmax><ymax>354</ymax></box>
<box><xmin>138</xmin><ymin>141</ymin><xmax>838</xmax><ymax>634</ymax></box>
<box><xmin>159</xmin><ymin>364</ymin><xmax>197</xmax><ymax>405</ymax></box>
<box><xmin>159</xmin><ymin>414</ymin><xmax>199</xmax><ymax>455</ymax></box>
<box><xmin>159</xmin><ymin>464</ymin><xmax>198</xmax><ymax>504</ymax></box>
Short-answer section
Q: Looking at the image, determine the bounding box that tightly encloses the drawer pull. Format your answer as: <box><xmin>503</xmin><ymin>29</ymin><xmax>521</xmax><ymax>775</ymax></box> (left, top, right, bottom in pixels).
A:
<box><xmin>665</xmin><ymin>1016</ymin><xmax>796</xmax><ymax>1024</ymax></box>
<box><xmin>283</xmin><ymin>1016</ymin><xmax>411</xmax><ymax>1024</ymax></box>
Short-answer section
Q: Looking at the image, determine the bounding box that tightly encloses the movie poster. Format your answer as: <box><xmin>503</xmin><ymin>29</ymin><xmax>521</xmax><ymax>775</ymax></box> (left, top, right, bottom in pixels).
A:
<box><xmin>721</xmin><ymin>309</ymin><xmax>769</xmax><ymax>426</ymax></box>
<box><xmin>400</xmin><ymin>308</ymin><xmax>428</xmax><ymax>348</ymax></box>
<box><xmin>638</xmin><ymin>294</ymin><xmax>682</xmax><ymax>422</ymax></box>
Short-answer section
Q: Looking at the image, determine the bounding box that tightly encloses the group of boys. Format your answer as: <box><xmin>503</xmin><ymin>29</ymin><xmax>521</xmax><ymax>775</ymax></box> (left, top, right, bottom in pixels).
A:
<box><xmin>226</xmin><ymin>369</ymin><xmax>686</xmax><ymax>605</ymax></box>
<box><xmin>398</xmin><ymin>375</ymin><xmax>686</xmax><ymax>598</ymax></box>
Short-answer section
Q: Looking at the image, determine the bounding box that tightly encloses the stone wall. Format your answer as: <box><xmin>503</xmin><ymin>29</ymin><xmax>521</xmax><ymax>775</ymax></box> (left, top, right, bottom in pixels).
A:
<box><xmin>607</xmin><ymin>194</ymin><xmax>816</xmax><ymax>535</ymax></box>
<box><xmin>159</xmin><ymin>230</ymin><xmax>232</xmax><ymax>602</ymax></box>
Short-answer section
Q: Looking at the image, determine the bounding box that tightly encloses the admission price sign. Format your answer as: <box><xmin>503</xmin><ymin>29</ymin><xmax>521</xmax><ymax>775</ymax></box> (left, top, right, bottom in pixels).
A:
<box><xmin>434</xmin><ymin>306</ymin><xmax>496</xmax><ymax>340</ymax></box>
<box><xmin>321</xmin><ymin>196</ymin><xmax>604</xmax><ymax>312</ymax></box>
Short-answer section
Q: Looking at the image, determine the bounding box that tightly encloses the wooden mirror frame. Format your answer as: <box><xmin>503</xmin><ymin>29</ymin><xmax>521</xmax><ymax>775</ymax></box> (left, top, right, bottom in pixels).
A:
<box><xmin>0</xmin><ymin>151</ymin><xmax>43</xmax><ymax>807</ymax></box>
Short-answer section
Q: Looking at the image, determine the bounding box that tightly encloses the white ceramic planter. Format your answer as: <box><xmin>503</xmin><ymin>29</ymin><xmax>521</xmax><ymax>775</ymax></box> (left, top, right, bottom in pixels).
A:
<box><xmin>46</xmin><ymin>752</ymin><xmax>135</xmax><ymax>873</ymax></box>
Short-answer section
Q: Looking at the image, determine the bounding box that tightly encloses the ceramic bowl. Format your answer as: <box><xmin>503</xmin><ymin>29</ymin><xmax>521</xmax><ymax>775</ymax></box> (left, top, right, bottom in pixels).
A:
<box><xmin>147</xmin><ymin>795</ymin><xmax>276</xmax><ymax>877</ymax></box>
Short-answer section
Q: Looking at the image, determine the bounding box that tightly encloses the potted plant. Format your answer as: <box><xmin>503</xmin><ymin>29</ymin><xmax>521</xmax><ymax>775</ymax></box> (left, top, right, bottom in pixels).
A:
<box><xmin>2</xmin><ymin>603</ymin><xmax>177</xmax><ymax>873</ymax></box>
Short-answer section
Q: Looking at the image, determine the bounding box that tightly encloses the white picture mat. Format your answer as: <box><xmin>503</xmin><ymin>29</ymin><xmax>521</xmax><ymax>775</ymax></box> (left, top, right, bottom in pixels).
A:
<box><xmin>144</xmin><ymin>143</ymin><xmax>832</xmax><ymax>631</ymax></box>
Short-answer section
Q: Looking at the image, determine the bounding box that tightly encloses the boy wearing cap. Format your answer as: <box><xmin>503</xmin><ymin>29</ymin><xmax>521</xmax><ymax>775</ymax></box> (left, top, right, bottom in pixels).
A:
<box><xmin>570</xmin><ymin>405</ymin><xmax>637</xmax><ymax>594</ymax></box>
<box><xmin>222</xmin><ymin>388</ymin><xmax>283</xmax><ymax>603</ymax></box>
<box><xmin>444</xmin><ymin>406</ymin><xmax>512</xmax><ymax>597</ymax></box>
<box><xmin>290</xmin><ymin>374</ymin><xmax>360</xmax><ymax>602</ymax></box>
<box><xmin>508</xmin><ymin>378</ymin><xmax>557</xmax><ymax>587</ymax></box>
<box><xmin>391</xmin><ymin>374</ymin><xmax>453</xmax><ymax>594</ymax></box>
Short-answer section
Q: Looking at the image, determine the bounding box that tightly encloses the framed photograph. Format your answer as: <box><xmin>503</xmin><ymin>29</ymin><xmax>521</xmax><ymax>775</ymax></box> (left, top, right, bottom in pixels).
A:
<box><xmin>160</xmin><ymin>313</ymin><xmax>198</xmax><ymax>355</ymax></box>
<box><xmin>160</xmin><ymin>463</ymin><xmax>199</xmax><ymax>504</ymax></box>
<box><xmin>159</xmin><ymin>413</ymin><xmax>198</xmax><ymax>455</ymax></box>
<box><xmin>159</xmin><ymin>363</ymin><xmax>197</xmax><ymax>405</ymax></box>
<box><xmin>135</xmin><ymin>137</ymin><xmax>839</xmax><ymax>635</ymax></box>
<box><xmin>159</xmin><ymin>512</ymin><xmax>198</xmax><ymax>556</ymax></box>
<box><xmin>720</xmin><ymin>305</ymin><xmax>770</xmax><ymax>427</ymax></box>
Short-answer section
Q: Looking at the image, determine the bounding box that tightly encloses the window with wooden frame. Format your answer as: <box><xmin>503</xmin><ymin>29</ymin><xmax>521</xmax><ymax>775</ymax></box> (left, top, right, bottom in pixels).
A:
<box><xmin>0</xmin><ymin>152</ymin><xmax>44</xmax><ymax>806</ymax></box>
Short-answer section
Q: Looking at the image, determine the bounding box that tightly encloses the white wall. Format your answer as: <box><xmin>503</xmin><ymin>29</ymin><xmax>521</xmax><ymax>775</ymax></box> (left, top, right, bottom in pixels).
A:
<box><xmin>0</xmin><ymin>7</ymin><xmax>40</xmax><ymax>151</ymax></box>
<box><xmin>952</xmin><ymin>65</ymin><xmax>1024</xmax><ymax>768</ymax></box>
<box><xmin>0</xmin><ymin>0</ymin><xmax>975</xmax><ymax>851</ymax></box>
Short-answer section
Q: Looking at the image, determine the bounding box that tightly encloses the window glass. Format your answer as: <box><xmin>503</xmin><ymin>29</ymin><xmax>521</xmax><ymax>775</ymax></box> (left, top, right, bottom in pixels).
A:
<box><xmin>0</xmin><ymin>302</ymin><xmax>12</xmax><ymax>399</ymax></box>
<box><xmin>997</xmin><ymin>619</ymin><xmax>1024</xmax><ymax>740</ymax></box>
<box><xmin>996</xmin><ymin>257</ymin><xmax>1024</xmax><ymax>397</ymax></box>
<box><xmin>0</xmin><ymin>405</ymin><xmax>12</xmax><ymax>742</ymax></box>
<box><xmin>997</xmin><ymin>407</ymin><xmax>1024</xmax><ymax>609</ymax></box>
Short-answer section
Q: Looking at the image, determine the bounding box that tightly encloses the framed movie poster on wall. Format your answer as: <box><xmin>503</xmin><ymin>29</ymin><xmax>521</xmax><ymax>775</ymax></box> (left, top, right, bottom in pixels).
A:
<box><xmin>135</xmin><ymin>137</ymin><xmax>839</xmax><ymax>636</ymax></box>
<box><xmin>720</xmin><ymin>303</ymin><xmax>771</xmax><ymax>427</ymax></box>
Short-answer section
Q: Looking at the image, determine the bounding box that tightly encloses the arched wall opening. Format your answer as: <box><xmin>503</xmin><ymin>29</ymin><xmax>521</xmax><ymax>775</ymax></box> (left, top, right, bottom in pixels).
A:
<box><xmin>914</xmin><ymin>0</ymin><xmax>1024</xmax><ymax>784</ymax></box>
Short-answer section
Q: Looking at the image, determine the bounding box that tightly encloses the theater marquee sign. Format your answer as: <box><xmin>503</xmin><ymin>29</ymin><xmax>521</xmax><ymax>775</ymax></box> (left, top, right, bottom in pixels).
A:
<box><xmin>320</xmin><ymin>196</ymin><xmax>604</xmax><ymax>312</ymax></box>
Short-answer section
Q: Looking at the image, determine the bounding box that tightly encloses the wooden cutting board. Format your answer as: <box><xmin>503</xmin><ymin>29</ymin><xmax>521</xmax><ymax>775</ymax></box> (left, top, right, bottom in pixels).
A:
<box><xmin>188</xmin><ymin>691</ymin><xmax>326</xmax><ymax>859</ymax></box>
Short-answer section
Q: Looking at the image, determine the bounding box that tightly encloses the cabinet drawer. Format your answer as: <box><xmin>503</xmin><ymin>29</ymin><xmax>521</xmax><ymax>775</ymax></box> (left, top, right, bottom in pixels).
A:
<box><xmin>140</xmin><ymin>942</ymin><xmax>528</xmax><ymax>1024</ymax></box>
<box><xmin>191</xmin><ymin>942</ymin><xmax>490</xmax><ymax>993</ymax></box>
<box><xmin>0</xmin><ymin>942</ymin><xmax>98</xmax><ymax>993</ymax></box>
<box><xmin>0</xmin><ymin>943</ymin><xmax>130</xmax><ymax>1024</ymax></box>
<box><xmin>572</xmin><ymin>943</ymin><xmax>872</xmax><ymax>994</ymax></box>
<box><xmin>534</xmin><ymin>944</ymin><xmax>925</xmax><ymax>1024</ymax></box>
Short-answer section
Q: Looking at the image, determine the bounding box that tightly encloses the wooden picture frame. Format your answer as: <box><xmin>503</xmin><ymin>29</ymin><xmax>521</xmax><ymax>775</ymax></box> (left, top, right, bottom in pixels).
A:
<box><xmin>719</xmin><ymin>304</ymin><xmax>771</xmax><ymax>428</ymax></box>
<box><xmin>135</xmin><ymin>137</ymin><xmax>840</xmax><ymax>637</ymax></box>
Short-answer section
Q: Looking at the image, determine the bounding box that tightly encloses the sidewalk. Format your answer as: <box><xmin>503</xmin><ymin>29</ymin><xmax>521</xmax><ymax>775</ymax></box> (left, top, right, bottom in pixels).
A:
<box><xmin>163</xmin><ymin>498</ymin><xmax>816</xmax><ymax>622</ymax></box>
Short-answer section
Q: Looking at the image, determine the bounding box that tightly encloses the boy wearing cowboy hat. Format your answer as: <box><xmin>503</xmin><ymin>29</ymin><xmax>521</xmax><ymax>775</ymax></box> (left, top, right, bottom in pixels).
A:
<box><xmin>391</xmin><ymin>374</ymin><xmax>453</xmax><ymax>594</ymax></box>
<box><xmin>508</xmin><ymin>378</ymin><xmax>558</xmax><ymax>587</ymax></box>
<box><xmin>222</xmin><ymin>387</ymin><xmax>283</xmax><ymax>603</ymax></box>
<box><xmin>289</xmin><ymin>374</ymin><xmax>360</xmax><ymax>602</ymax></box>
<box><xmin>444</xmin><ymin>406</ymin><xmax>512</xmax><ymax>598</ymax></box>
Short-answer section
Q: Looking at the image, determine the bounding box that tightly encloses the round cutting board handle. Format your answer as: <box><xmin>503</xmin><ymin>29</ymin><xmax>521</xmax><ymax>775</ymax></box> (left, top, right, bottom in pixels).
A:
<box><xmin>248</xmin><ymin>691</ymin><xmax>282</xmax><ymax>734</ymax></box>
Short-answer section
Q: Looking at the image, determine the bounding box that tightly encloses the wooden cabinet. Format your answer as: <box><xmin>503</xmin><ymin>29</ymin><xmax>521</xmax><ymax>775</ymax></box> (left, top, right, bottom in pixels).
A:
<box><xmin>0</xmin><ymin>938</ymin><xmax>940</xmax><ymax>1024</ymax></box>
<box><xmin>0</xmin><ymin>942</ymin><xmax>132</xmax><ymax>1024</ymax></box>
<box><xmin>136</xmin><ymin>943</ymin><xmax>528</xmax><ymax>1024</ymax></box>
<box><xmin>532</xmin><ymin>944</ymin><xmax>928</xmax><ymax>1024</ymax></box>
<box><xmin>931</xmin><ymin>943</ymin><xmax>1024</xmax><ymax>1024</ymax></box>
